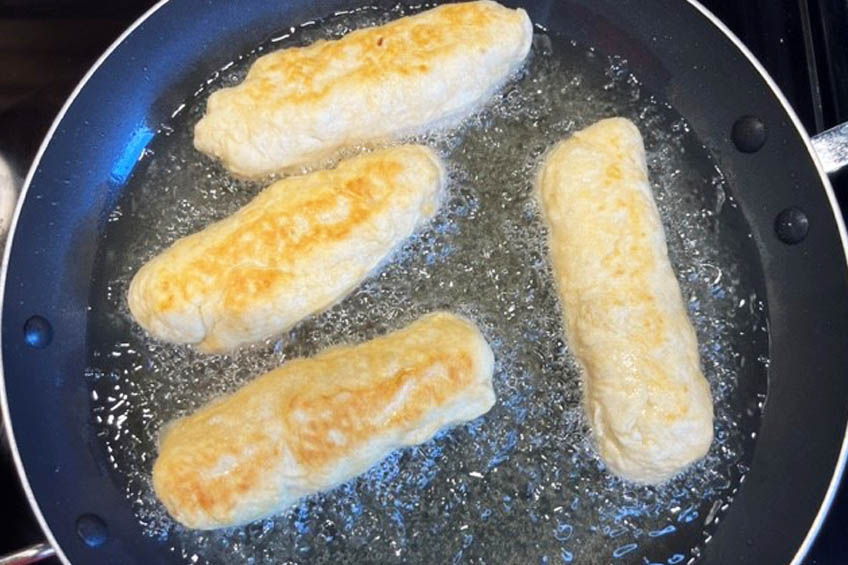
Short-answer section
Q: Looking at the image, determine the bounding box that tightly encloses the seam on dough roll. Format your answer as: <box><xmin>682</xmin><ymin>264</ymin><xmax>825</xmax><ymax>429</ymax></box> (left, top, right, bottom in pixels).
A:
<box><xmin>537</xmin><ymin>117</ymin><xmax>714</xmax><ymax>484</ymax></box>
<box><xmin>128</xmin><ymin>145</ymin><xmax>444</xmax><ymax>353</ymax></box>
<box><xmin>152</xmin><ymin>312</ymin><xmax>496</xmax><ymax>529</ymax></box>
<box><xmin>194</xmin><ymin>0</ymin><xmax>533</xmax><ymax>178</ymax></box>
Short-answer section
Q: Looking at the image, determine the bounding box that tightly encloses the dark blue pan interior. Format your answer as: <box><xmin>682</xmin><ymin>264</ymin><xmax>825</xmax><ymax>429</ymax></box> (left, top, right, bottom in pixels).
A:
<box><xmin>2</xmin><ymin>0</ymin><xmax>848</xmax><ymax>563</ymax></box>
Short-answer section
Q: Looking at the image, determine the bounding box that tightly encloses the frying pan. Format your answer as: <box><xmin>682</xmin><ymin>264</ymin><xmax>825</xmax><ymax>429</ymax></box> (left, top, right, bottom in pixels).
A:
<box><xmin>2</xmin><ymin>0</ymin><xmax>848</xmax><ymax>563</ymax></box>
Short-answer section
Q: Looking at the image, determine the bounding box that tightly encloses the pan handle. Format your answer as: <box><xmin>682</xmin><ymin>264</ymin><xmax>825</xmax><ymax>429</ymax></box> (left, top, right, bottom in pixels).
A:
<box><xmin>0</xmin><ymin>543</ymin><xmax>56</xmax><ymax>565</ymax></box>
<box><xmin>811</xmin><ymin>122</ymin><xmax>848</xmax><ymax>176</ymax></box>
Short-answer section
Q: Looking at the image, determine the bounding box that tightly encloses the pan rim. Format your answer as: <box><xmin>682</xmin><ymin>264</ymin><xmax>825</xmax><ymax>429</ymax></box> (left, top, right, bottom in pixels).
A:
<box><xmin>1</xmin><ymin>1</ymin><xmax>846</xmax><ymax>563</ymax></box>
<box><xmin>0</xmin><ymin>2</ymin><xmax>173</xmax><ymax>563</ymax></box>
<box><xmin>677</xmin><ymin>5</ymin><xmax>848</xmax><ymax>563</ymax></box>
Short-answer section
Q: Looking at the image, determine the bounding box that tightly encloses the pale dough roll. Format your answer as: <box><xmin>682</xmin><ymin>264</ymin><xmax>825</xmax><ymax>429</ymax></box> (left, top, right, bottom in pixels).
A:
<box><xmin>128</xmin><ymin>145</ymin><xmax>443</xmax><ymax>353</ymax></box>
<box><xmin>194</xmin><ymin>0</ymin><xmax>533</xmax><ymax>178</ymax></box>
<box><xmin>153</xmin><ymin>312</ymin><xmax>496</xmax><ymax>529</ymax></box>
<box><xmin>538</xmin><ymin>117</ymin><xmax>714</xmax><ymax>484</ymax></box>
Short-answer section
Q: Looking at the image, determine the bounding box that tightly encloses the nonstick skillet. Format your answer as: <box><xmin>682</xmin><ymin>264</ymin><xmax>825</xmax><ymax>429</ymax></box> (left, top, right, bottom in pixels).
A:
<box><xmin>2</xmin><ymin>0</ymin><xmax>848</xmax><ymax>563</ymax></box>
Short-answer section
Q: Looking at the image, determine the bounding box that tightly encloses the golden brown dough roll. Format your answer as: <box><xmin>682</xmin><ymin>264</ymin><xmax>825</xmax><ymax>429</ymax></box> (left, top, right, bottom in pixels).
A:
<box><xmin>538</xmin><ymin>118</ymin><xmax>714</xmax><ymax>484</ymax></box>
<box><xmin>152</xmin><ymin>312</ymin><xmax>496</xmax><ymax>529</ymax></box>
<box><xmin>194</xmin><ymin>0</ymin><xmax>533</xmax><ymax>178</ymax></box>
<box><xmin>128</xmin><ymin>145</ymin><xmax>443</xmax><ymax>353</ymax></box>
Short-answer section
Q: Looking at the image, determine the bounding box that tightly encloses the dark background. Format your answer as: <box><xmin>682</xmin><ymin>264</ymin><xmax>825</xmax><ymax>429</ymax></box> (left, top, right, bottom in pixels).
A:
<box><xmin>0</xmin><ymin>0</ymin><xmax>845</xmax><ymax>563</ymax></box>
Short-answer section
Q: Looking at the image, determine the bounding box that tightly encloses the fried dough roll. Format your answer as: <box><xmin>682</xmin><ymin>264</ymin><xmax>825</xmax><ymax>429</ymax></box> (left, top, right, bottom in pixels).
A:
<box><xmin>129</xmin><ymin>145</ymin><xmax>443</xmax><ymax>353</ymax></box>
<box><xmin>538</xmin><ymin>118</ymin><xmax>713</xmax><ymax>484</ymax></box>
<box><xmin>194</xmin><ymin>1</ymin><xmax>532</xmax><ymax>177</ymax></box>
<box><xmin>153</xmin><ymin>312</ymin><xmax>496</xmax><ymax>529</ymax></box>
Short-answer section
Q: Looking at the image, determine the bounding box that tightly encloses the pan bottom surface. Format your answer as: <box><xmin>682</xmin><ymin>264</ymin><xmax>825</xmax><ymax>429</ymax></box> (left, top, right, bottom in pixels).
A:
<box><xmin>84</xmin><ymin>6</ymin><xmax>769</xmax><ymax>563</ymax></box>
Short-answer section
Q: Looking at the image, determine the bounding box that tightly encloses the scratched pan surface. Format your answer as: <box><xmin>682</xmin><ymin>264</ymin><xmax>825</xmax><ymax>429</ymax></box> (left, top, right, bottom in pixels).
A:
<box><xmin>2</xmin><ymin>1</ymin><xmax>847</xmax><ymax>564</ymax></box>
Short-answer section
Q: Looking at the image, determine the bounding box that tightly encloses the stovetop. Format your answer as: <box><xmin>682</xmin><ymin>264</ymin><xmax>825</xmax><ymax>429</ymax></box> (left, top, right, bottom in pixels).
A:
<box><xmin>0</xmin><ymin>1</ymin><xmax>846</xmax><ymax>563</ymax></box>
